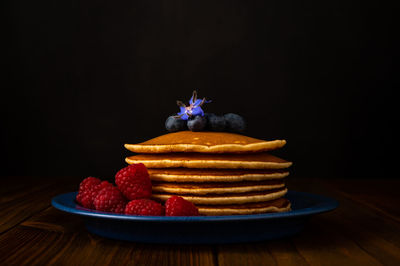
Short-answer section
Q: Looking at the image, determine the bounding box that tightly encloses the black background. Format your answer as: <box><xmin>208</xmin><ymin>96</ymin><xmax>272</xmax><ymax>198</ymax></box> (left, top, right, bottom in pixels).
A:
<box><xmin>2</xmin><ymin>1</ymin><xmax>398</xmax><ymax>179</ymax></box>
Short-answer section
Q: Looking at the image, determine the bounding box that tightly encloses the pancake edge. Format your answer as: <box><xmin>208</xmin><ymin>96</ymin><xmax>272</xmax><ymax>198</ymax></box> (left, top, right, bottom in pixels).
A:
<box><xmin>124</xmin><ymin>140</ymin><xmax>286</xmax><ymax>154</ymax></box>
<box><xmin>151</xmin><ymin>188</ymin><xmax>288</xmax><ymax>204</ymax></box>
<box><xmin>149</xmin><ymin>171</ymin><xmax>289</xmax><ymax>182</ymax></box>
<box><xmin>198</xmin><ymin>202</ymin><xmax>291</xmax><ymax>215</ymax></box>
<box><xmin>126</xmin><ymin>157</ymin><xmax>292</xmax><ymax>169</ymax></box>
<box><xmin>152</xmin><ymin>183</ymin><xmax>286</xmax><ymax>195</ymax></box>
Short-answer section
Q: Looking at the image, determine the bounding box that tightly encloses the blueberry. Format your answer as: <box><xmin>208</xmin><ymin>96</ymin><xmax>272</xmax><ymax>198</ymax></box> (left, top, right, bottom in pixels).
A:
<box><xmin>187</xmin><ymin>115</ymin><xmax>206</xmax><ymax>131</ymax></box>
<box><xmin>224</xmin><ymin>113</ymin><xmax>246</xmax><ymax>133</ymax></box>
<box><xmin>203</xmin><ymin>113</ymin><xmax>214</xmax><ymax>130</ymax></box>
<box><xmin>207</xmin><ymin>114</ymin><xmax>226</xmax><ymax>131</ymax></box>
<box><xmin>165</xmin><ymin>116</ymin><xmax>187</xmax><ymax>132</ymax></box>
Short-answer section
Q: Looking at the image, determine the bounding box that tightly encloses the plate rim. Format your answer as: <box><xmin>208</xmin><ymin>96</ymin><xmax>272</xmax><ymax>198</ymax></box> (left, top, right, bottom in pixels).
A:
<box><xmin>51</xmin><ymin>191</ymin><xmax>338</xmax><ymax>222</ymax></box>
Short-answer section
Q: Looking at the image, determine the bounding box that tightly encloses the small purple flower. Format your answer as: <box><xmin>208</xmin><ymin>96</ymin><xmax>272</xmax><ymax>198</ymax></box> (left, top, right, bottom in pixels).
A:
<box><xmin>176</xmin><ymin>91</ymin><xmax>210</xmax><ymax>120</ymax></box>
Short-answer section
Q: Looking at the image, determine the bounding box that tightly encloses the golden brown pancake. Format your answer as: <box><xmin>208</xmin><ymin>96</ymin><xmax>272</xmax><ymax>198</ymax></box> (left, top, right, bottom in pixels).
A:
<box><xmin>124</xmin><ymin>130</ymin><xmax>292</xmax><ymax>215</ymax></box>
<box><xmin>151</xmin><ymin>187</ymin><xmax>288</xmax><ymax>205</ymax></box>
<box><xmin>152</xmin><ymin>180</ymin><xmax>285</xmax><ymax>195</ymax></box>
<box><xmin>126</xmin><ymin>153</ymin><xmax>292</xmax><ymax>169</ymax></box>
<box><xmin>197</xmin><ymin>198</ymin><xmax>291</xmax><ymax>215</ymax></box>
<box><xmin>148</xmin><ymin>168</ymin><xmax>289</xmax><ymax>182</ymax></box>
<box><xmin>124</xmin><ymin>131</ymin><xmax>286</xmax><ymax>154</ymax></box>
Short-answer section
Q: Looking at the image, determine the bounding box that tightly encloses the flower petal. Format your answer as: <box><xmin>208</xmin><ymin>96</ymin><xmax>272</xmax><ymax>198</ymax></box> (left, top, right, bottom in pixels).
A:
<box><xmin>191</xmin><ymin>106</ymin><xmax>204</xmax><ymax>116</ymax></box>
<box><xmin>180</xmin><ymin>113</ymin><xmax>189</xmax><ymax>120</ymax></box>
<box><xmin>178</xmin><ymin>106</ymin><xmax>186</xmax><ymax>115</ymax></box>
<box><xmin>193</xmin><ymin>99</ymin><xmax>203</xmax><ymax>107</ymax></box>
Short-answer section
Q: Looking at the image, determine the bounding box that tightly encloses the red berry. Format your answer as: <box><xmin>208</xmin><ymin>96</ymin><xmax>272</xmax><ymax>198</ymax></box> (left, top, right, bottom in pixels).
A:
<box><xmin>125</xmin><ymin>199</ymin><xmax>165</xmax><ymax>216</ymax></box>
<box><xmin>76</xmin><ymin>177</ymin><xmax>112</xmax><ymax>209</ymax></box>
<box><xmin>165</xmin><ymin>196</ymin><xmax>199</xmax><ymax>216</ymax></box>
<box><xmin>115</xmin><ymin>163</ymin><xmax>152</xmax><ymax>200</ymax></box>
<box><xmin>113</xmin><ymin>201</ymin><xmax>127</xmax><ymax>214</ymax></box>
<box><xmin>78</xmin><ymin>177</ymin><xmax>101</xmax><ymax>192</ymax></box>
<box><xmin>93</xmin><ymin>186</ymin><xmax>127</xmax><ymax>213</ymax></box>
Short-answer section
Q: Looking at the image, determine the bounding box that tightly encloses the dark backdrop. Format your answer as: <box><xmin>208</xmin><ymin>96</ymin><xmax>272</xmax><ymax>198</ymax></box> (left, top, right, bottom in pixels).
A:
<box><xmin>2</xmin><ymin>1</ymin><xmax>398</xmax><ymax>179</ymax></box>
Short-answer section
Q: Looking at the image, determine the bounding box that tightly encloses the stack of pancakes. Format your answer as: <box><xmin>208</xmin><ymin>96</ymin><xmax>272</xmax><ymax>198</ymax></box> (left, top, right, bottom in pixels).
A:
<box><xmin>124</xmin><ymin>131</ymin><xmax>292</xmax><ymax>216</ymax></box>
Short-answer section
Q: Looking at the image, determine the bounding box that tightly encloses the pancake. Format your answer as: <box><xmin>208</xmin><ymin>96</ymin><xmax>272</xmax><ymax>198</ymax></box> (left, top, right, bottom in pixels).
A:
<box><xmin>197</xmin><ymin>198</ymin><xmax>291</xmax><ymax>215</ymax></box>
<box><xmin>152</xmin><ymin>180</ymin><xmax>285</xmax><ymax>195</ymax></box>
<box><xmin>126</xmin><ymin>153</ymin><xmax>292</xmax><ymax>169</ymax></box>
<box><xmin>125</xmin><ymin>131</ymin><xmax>286</xmax><ymax>154</ymax></box>
<box><xmin>151</xmin><ymin>187</ymin><xmax>287</xmax><ymax>205</ymax></box>
<box><xmin>148</xmin><ymin>168</ymin><xmax>289</xmax><ymax>182</ymax></box>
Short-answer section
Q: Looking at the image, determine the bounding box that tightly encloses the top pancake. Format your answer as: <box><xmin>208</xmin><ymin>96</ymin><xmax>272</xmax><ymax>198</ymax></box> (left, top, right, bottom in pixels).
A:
<box><xmin>126</xmin><ymin>152</ymin><xmax>292</xmax><ymax>169</ymax></box>
<box><xmin>124</xmin><ymin>131</ymin><xmax>286</xmax><ymax>154</ymax></box>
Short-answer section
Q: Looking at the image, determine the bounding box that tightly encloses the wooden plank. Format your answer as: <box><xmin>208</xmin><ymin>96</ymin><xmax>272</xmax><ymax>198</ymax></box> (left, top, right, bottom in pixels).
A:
<box><xmin>0</xmin><ymin>177</ymin><xmax>56</xmax><ymax>204</ymax></box>
<box><xmin>129</xmin><ymin>244</ymin><xmax>216</xmax><ymax>266</ymax></box>
<box><xmin>216</xmin><ymin>215</ymin><xmax>383</xmax><ymax>266</ymax></box>
<box><xmin>265</xmin><ymin>240</ymin><xmax>309</xmax><ymax>266</ymax></box>
<box><xmin>217</xmin><ymin>240</ymin><xmax>309</xmax><ymax>266</ymax></box>
<box><xmin>335</xmin><ymin>221</ymin><xmax>400</xmax><ymax>265</ymax></box>
<box><xmin>21</xmin><ymin>207</ymin><xmax>85</xmax><ymax>233</ymax></box>
<box><xmin>0</xmin><ymin>182</ymin><xmax>54</xmax><ymax>205</ymax></box>
<box><xmin>11</xmin><ymin>197</ymin><xmax>215</xmax><ymax>265</ymax></box>
<box><xmin>5</xmin><ymin>177</ymin><xmax>216</xmax><ymax>265</ymax></box>
<box><xmin>0</xmin><ymin>225</ymin><xmax>216</xmax><ymax>266</ymax></box>
<box><xmin>324</xmin><ymin>178</ymin><xmax>400</xmax><ymax>223</ymax></box>
<box><xmin>0</xmin><ymin>177</ymin><xmax>80</xmax><ymax>234</ymax></box>
<box><xmin>318</xmin><ymin>195</ymin><xmax>400</xmax><ymax>264</ymax></box>
<box><xmin>0</xmin><ymin>226</ymin><xmax>124</xmax><ymax>265</ymax></box>
<box><xmin>19</xmin><ymin>207</ymin><xmax>217</xmax><ymax>265</ymax></box>
<box><xmin>3</xmin><ymin>176</ymin><xmax>400</xmax><ymax>265</ymax></box>
<box><xmin>216</xmin><ymin>178</ymin><xmax>400</xmax><ymax>265</ymax></box>
<box><xmin>217</xmin><ymin>243</ymin><xmax>277</xmax><ymax>266</ymax></box>
<box><xmin>292</xmin><ymin>217</ymin><xmax>382</xmax><ymax>266</ymax></box>
<box><xmin>295</xmin><ymin>178</ymin><xmax>400</xmax><ymax>245</ymax></box>
<box><xmin>289</xmin><ymin>178</ymin><xmax>400</xmax><ymax>265</ymax></box>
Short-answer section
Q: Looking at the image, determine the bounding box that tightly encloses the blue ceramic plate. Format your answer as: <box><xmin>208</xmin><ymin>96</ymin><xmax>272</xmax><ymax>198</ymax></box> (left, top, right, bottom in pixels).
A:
<box><xmin>51</xmin><ymin>191</ymin><xmax>338</xmax><ymax>244</ymax></box>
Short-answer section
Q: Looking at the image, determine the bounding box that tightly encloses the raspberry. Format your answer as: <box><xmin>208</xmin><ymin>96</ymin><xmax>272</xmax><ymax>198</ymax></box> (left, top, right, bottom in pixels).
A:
<box><xmin>165</xmin><ymin>196</ymin><xmax>199</xmax><ymax>216</ymax></box>
<box><xmin>115</xmin><ymin>163</ymin><xmax>152</xmax><ymax>200</ymax></box>
<box><xmin>93</xmin><ymin>186</ymin><xmax>127</xmax><ymax>213</ymax></box>
<box><xmin>76</xmin><ymin>177</ymin><xmax>112</xmax><ymax>209</ymax></box>
<box><xmin>113</xmin><ymin>201</ymin><xmax>127</xmax><ymax>214</ymax></box>
<box><xmin>125</xmin><ymin>199</ymin><xmax>164</xmax><ymax>216</ymax></box>
<box><xmin>78</xmin><ymin>177</ymin><xmax>101</xmax><ymax>192</ymax></box>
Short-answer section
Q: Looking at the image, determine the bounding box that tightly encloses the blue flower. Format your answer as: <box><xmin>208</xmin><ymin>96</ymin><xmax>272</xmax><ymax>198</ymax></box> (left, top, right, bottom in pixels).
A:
<box><xmin>176</xmin><ymin>91</ymin><xmax>210</xmax><ymax>120</ymax></box>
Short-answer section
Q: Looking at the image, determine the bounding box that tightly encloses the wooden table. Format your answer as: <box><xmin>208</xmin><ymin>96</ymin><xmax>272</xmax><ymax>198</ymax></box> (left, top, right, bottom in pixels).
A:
<box><xmin>1</xmin><ymin>177</ymin><xmax>400</xmax><ymax>265</ymax></box>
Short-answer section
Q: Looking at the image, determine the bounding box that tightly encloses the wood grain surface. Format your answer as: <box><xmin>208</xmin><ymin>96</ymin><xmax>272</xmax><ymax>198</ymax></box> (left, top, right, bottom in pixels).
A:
<box><xmin>1</xmin><ymin>177</ymin><xmax>400</xmax><ymax>265</ymax></box>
